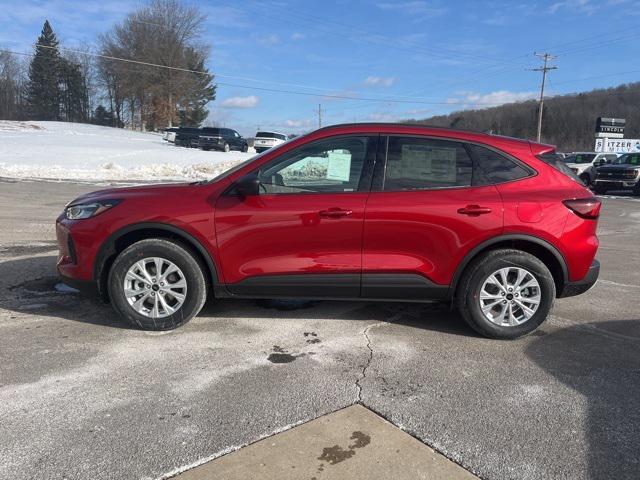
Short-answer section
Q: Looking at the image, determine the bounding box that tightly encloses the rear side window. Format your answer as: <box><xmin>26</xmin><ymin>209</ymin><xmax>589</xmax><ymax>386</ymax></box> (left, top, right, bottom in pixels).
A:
<box><xmin>537</xmin><ymin>153</ymin><xmax>582</xmax><ymax>183</ymax></box>
<box><xmin>257</xmin><ymin>131</ymin><xmax>287</xmax><ymax>140</ymax></box>
<box><xmin>468</xmin><ymin>144</ymin><xmax>531</xmax><ymax>185</ymax></box>
<box><xmin>383</xmin><ymin>136</ymin><xmax>472</xmax><ymax>191</ymax></box>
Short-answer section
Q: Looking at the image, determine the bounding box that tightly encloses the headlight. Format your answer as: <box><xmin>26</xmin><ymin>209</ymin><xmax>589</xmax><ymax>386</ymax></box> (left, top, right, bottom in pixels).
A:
<box><xmin>64</xmin><ymin>199</ymin><xmax>121</xmax><ymax>220</ymax></box>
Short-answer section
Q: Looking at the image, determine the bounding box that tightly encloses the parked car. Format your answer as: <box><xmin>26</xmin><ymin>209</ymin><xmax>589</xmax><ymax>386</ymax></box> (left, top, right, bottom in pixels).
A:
<box><xmin>199</xmin><ymin>128</ymin><xmax>249</xmax><ymax>152</ymax></box>
<box><xmin>254</xmin><ymin>131</ymin><xmax>288</xmax><ymax>153</ymax></box>
<box><xmin>563</xmin><ymin>152</ymin><xmax>618</xmax><ymax>186</ymax></box>
<box><xmin>56</xmin><ymin>123</ymin><xmax>600</xmax><ymax>339</ymax></box>
<box><xmin>162</xmin><ymin>127</ymin><xmax>179</xmax><ymax>143</ymax></box>
<box><xmin>174</xmin><ymin>127</ymin><xmax>201</xmax><ymax>148</ymax></box>
<box><xmin>593</xmin><ymin>152</ymin><xmax>640</xmax><ymax>195</ymax></box>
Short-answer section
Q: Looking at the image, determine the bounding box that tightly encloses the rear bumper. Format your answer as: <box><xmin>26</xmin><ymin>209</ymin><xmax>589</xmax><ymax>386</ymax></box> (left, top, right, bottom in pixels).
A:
<box><xmin>558</xmin><ymin>259</ymin><xmax>599</xmax><ymax>298</ymax></box>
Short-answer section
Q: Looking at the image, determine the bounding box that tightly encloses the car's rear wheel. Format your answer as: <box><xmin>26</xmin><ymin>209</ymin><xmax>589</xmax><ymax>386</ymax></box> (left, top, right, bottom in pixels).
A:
<box><xmin>108</xmin><ymin>239</ymin><xmax>207</xmax><ymax>330</ymax></box>
<box><xmin>242</xmin><ymin>144</ymin><xmax>248</xmax><ymax>152</ymax></box>
<box><xmin>455</xmin><ymin>249</ymin><xmax>555</xmax><ymax>339</ymax></box>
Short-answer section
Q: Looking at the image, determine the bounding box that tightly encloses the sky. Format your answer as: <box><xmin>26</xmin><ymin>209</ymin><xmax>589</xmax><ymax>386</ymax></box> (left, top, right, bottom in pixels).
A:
<box><xmin>1</xmin><ymin>0</ymin><xmax>640</xmax><ymax>136</ymax></box>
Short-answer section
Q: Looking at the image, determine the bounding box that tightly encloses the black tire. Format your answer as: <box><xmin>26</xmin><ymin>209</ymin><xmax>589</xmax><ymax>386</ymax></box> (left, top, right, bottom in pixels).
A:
<box><xmin>242</xmin><ymin>144</ymin><xmax>248</xmax><ymax>152</ymax></box>
<box><xmin>107</xmin><ymin>239</ymin><xmax>207</xmax><ymax>330</ymax></box>
<box><xmin>455</xmin><ymin>249</ymin><xmax>555</xmax><ymax>339</ymax></box>
<box><xmin>579</xmin><ymin>173</ymin><xmax>590</xmax><ymax>186</ymax></box>
<box><xmin>593</xmin><ymin>186</ymin><xmax>608</xmax><ymax>195</ymax></box>
<box><xmin>223</xmin><ymin>142</ymin><xmax>230</xmax><ymax>153</ymax></box>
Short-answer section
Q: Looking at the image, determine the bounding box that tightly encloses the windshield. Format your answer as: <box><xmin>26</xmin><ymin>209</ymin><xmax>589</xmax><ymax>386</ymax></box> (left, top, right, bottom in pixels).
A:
<box><xmin>207</xmin><ymin>134</ymin><xmax>304</xmax><ymax>183</ymax></box>
<box><xmin>564</xmin><ymin>154</ymin><xmax>596</xmax><ymax>164</ymax></box>
<box><xmin>613</xmin><ymin>154</ymin><xmax>640</xmax><ymax>165</ymax></box>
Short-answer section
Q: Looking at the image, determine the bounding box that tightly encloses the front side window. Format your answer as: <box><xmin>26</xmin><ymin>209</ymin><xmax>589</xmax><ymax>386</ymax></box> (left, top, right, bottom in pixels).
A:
<box><xmin>257</xmin><ymin>136</ymin><xmax>370</xmax><ymax>194</ymax></box>
<box><xmin>614</xmin><ymin>154</ymin><xmax>640</xmax><ymax>165</ymax></box>
<box><xmin>383</xmin><ymin>136</ymin><xmax>472</xmax><ymax>191</ymax></box>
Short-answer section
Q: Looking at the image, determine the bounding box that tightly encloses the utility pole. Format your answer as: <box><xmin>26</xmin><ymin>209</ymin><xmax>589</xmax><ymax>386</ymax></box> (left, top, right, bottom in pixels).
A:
<box><xmin>318</xmin><ymin>104</ymin><xmax>323</xmax><ymax>129</ymax></box>
<box><xmin>531</xmin><ymin>52</ymin><xmax>557</xmax><ymax>143</ymax></box>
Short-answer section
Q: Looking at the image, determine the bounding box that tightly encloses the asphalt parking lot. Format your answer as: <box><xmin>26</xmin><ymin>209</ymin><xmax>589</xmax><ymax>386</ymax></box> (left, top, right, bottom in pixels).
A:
<box><xmin>1</xmin><ymin>179</ymin><xmax>639</xmax><ymax>480</ymax></box>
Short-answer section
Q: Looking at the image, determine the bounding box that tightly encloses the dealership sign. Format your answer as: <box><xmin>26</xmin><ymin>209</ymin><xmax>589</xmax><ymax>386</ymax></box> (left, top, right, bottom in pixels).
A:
<box><xmin>595</xmin><ymin>138</ymin><xmax>640</xmax><ymax>153</ymax></box>
<box><xmin>595</xmin><ymin>117</ymin><xmax>625</xmax><ymax>138</ymax></box>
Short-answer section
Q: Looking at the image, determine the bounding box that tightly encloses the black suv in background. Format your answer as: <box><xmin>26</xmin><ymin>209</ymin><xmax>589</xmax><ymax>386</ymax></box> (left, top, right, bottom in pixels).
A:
<box><xmin>593</xmin><ymin>153</ymin><xmax>640</xmax><ymax>195</ymax></box>
<box><xmin>174</xmin><ymin>127</ymin><xmax>201</xmax><ymax>148</ymax></box>
<box><xmin>199</xmin><ymin>128</ymin><xmax>249</xmax><ymax>152</ymax></box>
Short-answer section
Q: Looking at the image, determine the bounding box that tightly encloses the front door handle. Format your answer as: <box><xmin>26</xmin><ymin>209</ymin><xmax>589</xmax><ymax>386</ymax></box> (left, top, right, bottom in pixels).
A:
<box><xmin>319</xmin><ymin>208</ymin><xmax>353</xmax><ymax>218</ymax></box>
<box><xmin>457</xmin><ymin>205</ymin><xmax>492</xmax><ymax>216</ymax></box>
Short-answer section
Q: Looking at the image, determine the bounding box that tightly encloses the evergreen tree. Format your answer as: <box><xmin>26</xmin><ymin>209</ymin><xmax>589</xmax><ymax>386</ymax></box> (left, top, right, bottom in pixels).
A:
<box><xmin>92</xmin><ymin>105</ymin><xmax>115</xmax><ymax>126</ymax></box>
<box><xmin>26</xmin><ymin>20</ymin><xmax>61</xmax><ymax>120</ymax></box>
<box><xmin>177</xmin><ymin>56</ymin><xmax>215</xmax><ymax>127</ymax></box>
<box><xmin>60</xmin><ymin>58</ymin><xmax>89</xmax><ymax>122</ymax></box>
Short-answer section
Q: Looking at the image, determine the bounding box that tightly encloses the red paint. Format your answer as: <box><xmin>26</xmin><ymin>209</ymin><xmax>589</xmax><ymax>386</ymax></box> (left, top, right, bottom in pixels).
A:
<box><xmin>56</xmin><ymin>123</ymin><xmax>599</xmax><ymax>293</ymax></box>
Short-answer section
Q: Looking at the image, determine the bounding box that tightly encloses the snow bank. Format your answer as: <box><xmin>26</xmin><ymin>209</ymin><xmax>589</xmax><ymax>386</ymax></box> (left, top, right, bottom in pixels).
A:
<box><xmin>0</xmin><ymin>121</ymin><xmax>253</xmax><ymax>183</ymax></box>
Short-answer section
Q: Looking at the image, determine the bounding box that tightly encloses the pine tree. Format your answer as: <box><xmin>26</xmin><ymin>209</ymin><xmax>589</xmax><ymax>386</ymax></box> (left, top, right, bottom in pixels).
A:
<box><xmin>92</xmin><ymin>105</ymin><xmax>115</xmax><ymax>126</ymax></box>
<box><xmin>177</xmin><ymin>56</ymin><xmax>215</xmax><ymax>127</ymax></box>
<box><xmin>26</xmin><ymin>20</ymin><xmax>61</xmax><ymax>120</ymax></box>
<box><xmin>60</xmin><ymin>58</ymin><xmax>89</xmax><ymax>122</ymax></box>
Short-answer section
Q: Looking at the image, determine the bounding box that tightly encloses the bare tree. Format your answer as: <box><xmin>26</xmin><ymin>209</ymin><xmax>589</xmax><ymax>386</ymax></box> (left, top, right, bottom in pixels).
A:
<box><xmin>0</xmin><ymin>49</ymin><xmax>27</xmax><ymax>120</ymax></box>
<box><xmin>97</xmin><ymin>0</ymin><xmax>215</xmax><ymax>131</ymax></box>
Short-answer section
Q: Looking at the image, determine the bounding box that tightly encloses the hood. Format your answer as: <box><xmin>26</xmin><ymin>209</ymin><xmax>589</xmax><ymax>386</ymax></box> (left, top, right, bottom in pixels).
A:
<box><xmin>68</xmin><ymin>182</ymin><xmax>193</xmax><ymax>205</ymax></box>
<box><xmin>597</xmin><ymin>163</ymin><xmax>639</xmax><ymax>171</ymax></box>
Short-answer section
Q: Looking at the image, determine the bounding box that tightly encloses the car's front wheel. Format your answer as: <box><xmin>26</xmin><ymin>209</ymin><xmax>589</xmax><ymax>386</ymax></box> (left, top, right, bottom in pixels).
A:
<box><xmin>579</xmin><ymin>173</ymin><xmax>590</xmax><ymax>186</ymax></box>
<box><xmin>455</xmin><ymin>249</ymin><xmax>555</xmax><ymax>339</ymax></box>
<box><xmin>108</xmin><ymin>239</ymin><xmax>207</xmax><ymax>330</ymax></box>
<box><xmin>223</xmin><ymin>142</ymin><xmax>230</xmax><ymax>152</ymax></box>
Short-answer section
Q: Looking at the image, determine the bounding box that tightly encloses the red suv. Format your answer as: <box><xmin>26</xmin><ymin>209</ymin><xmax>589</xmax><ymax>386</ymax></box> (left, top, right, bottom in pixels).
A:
<box><xmin>56</xmin><ymin>124</ymin><xmax>600</xmax><ymax>339</ymax></box>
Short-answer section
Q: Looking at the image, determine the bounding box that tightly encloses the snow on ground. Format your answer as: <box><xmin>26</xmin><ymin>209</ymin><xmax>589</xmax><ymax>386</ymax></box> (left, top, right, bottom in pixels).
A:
<box><xmin>0</xmin><ymin>121</ymin><xmax>253</xmax><ymax>183</ymax></box>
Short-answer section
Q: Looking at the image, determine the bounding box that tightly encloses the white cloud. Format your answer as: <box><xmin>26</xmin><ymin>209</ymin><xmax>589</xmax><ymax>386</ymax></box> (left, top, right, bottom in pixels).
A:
<box><xmin>257</xmin><ymin>34</ymin><xmax>280</xmax><ymax>46</ymax></box>
<box><xmin>447</xmin><ymin>90</ymin><xmax>538</xmax><ymax>108</ymax></box>
<box><xmin>220</xmin><ymin>96</ymin><xmax>259</xmax><ymax>108</ymax></box>
<box><xmin>291</xmin><ymin>32</ymin><xmax>306</xmax><ymax>41</ymax></box>
<box><xmin>548</xmin><ymin>0</ymin><xmax>597</xmax><ymax>14</ymax></box>
<box><xmin>376</xmin><ymin>1</ymin><xmax>446</xmax><ymax>17</ymax></box>
<box><xmin>363</xmin><ymin>76</ymin><xmax>396</xmax><ymax>87</ymax></box>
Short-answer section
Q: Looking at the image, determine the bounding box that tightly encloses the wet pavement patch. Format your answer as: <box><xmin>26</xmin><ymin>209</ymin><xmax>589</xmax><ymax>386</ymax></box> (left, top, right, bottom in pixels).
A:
<box><xmin>317</xmin><ymin>430</ymin><xmax>372</xmax><ymax>466</ymax></box>
<box><xmin>267</xmin><ymin>345</ymin><xmax>301</xmax><ymax>363</ymax></box>
<box><xmin>8</xmin><ymin>276</ymin><xmax>77</xmax><ymax>295</ymax></box>
<box><xmin>0</xmin><ymin>242</ymin><xmax>57</xmax><ymax>257</ymax></box>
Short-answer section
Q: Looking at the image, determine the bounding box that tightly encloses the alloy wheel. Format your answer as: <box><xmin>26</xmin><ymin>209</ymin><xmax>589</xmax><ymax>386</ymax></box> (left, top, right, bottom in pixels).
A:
<box><xmin>478</xmin><ymin>267</ymin><xmax>541</xmax><ymax>327</ymax></box>
<box><xmin>123</xmin><ymin>257</ymin><xmax>187</xmax><ymax>318</ymax></box>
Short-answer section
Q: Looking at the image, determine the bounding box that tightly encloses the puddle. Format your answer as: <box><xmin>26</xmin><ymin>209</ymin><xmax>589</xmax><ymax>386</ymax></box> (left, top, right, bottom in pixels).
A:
<box><xmin>267</xmin><ymin>353</ymin><xmax>297</xmax><ymax>363</ymax></box>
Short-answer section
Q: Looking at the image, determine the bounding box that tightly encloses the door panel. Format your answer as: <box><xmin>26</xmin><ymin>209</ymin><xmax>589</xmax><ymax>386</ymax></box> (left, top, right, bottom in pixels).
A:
<box><xmin>363</xmin><ymin>186</ymin><xmax>504</xmax><ymax>287</ymax></box>
<box><xmin>215</xmin><ymin>135</ymin><xmax>377</xmax><ymax>298</ymax></box>
<box><xmin>362</xmin><ymin>135</ymin><xmax>504</xmax><ymax>295</ymax></box>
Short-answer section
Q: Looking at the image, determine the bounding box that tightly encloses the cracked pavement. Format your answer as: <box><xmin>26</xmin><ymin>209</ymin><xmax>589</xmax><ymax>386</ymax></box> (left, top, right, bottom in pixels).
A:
<box><xmin>1</xmin><ymin>180</ymin><xmax>640</xmax><ymax>480</ymax></box>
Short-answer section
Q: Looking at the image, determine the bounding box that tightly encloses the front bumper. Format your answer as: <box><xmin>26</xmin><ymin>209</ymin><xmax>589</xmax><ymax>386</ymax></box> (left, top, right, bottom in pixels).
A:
<box><xmin>558</xmin><ymin>259</ymin><xmax>600</xmax><ymax>298</ymax></box>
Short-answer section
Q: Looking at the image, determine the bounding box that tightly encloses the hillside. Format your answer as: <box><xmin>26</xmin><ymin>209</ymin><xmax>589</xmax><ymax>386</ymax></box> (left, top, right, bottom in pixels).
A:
<box><xmin>408</xmin><ymin>83</ymin><xmax>640</xmax><ymax>151</ymax></box>
<box><xmin>0</xmin><ymin>121</ymin><xmax>252</xmax><ymax>183</ymax></box>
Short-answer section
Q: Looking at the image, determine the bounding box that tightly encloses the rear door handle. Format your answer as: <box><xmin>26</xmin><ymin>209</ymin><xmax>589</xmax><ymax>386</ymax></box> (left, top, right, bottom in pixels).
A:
<box><xmin>457</xmin><ymin>205</ymin><xmax>492</xmax><ymax>216</ymax></box>
<box><xmin>319</xmin><ymin>208</ymin><xmax>353</xmax><ymax>218</ymax></box>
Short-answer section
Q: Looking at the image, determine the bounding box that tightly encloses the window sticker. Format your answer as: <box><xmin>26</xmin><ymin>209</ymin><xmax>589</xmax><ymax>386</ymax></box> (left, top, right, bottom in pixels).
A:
<box><xmin>326</xmin><ymin>150</ymin><xmax>352</xmax><ymax>182</ymax></box>
<box><xmin>394</xmin><ymin>145</ymin><xmax>457</xmax><ymax>183</ymax></box>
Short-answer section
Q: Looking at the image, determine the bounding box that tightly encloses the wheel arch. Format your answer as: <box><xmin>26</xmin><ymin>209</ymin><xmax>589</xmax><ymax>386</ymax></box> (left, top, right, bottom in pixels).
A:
<box><xmin>94</xmin><ymin>222</ymin><xmax>219</xmax><ymax>301</ymax></box>
<box><xmin>449</xmin><ymin>234</ymin><xmax>568</xmax><ymax>300</ymax></box>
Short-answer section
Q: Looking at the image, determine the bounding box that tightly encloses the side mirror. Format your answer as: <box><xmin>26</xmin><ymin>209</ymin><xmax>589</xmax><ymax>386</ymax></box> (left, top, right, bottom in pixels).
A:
<box><xmin>234</xmin><ymin>173</ymin><xmax>261</xmax><ymax>197</ymax></box>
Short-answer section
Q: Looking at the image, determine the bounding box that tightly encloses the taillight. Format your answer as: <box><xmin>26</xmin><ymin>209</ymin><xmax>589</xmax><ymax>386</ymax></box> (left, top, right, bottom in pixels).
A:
<box><xmin>563</xmin><ymin>198</ymin><xmax>601</xmax><ymax>219</ymax></box>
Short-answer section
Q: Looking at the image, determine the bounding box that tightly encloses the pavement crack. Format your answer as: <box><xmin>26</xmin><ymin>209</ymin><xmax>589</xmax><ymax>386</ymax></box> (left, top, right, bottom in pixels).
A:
<box><xmin>355</xmin><ymin>312</ymin><xmax>403</xmax><ymax>403</ymax></box>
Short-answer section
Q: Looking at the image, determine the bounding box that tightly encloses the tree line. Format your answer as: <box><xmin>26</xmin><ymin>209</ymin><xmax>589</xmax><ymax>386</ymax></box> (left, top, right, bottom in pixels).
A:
<box><xmin>407</xmin><ymin>83</ymin><xmax>640</xmax><ymax>152</ymax></box>
<box><xmin>0</xmin><ymin>0</ymin><xmax>215</xmax><ymax>130</ymax></box>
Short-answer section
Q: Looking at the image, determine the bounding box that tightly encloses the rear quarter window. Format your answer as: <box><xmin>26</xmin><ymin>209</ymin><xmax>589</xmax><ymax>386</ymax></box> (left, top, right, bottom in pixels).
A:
<box><xmin>468</xmin><ymin>144</ymin><xmax>532</xmax><ymax>185</ymax></box>
<box><xmin>537</xmin><ymin>153</ymin><xmax>582</xmax><ymax>183</ymax></box>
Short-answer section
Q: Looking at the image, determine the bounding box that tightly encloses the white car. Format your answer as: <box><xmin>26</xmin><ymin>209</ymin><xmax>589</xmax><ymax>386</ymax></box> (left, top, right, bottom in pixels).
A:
<box><xmin>163</xmin><ymin>127</ymin><xmax>179</xmax><ymax>143</ymax></box>
<box><xmin>254</xmin><ymin>131</ymin><xmax>288</xmax><ymax>153</ymax></box>
<box><xmin>564</xmin><ymin>152</ymin><xmax>618</xmax><ymax>186</ymax></box>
